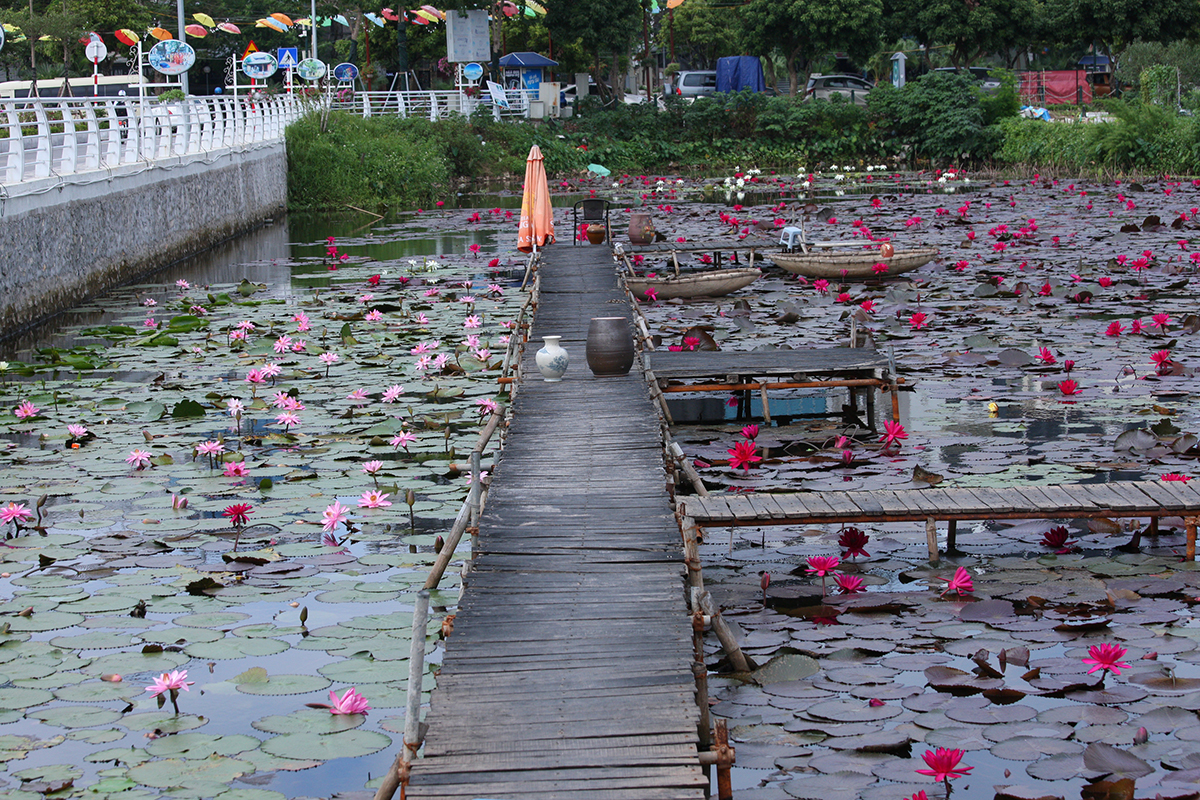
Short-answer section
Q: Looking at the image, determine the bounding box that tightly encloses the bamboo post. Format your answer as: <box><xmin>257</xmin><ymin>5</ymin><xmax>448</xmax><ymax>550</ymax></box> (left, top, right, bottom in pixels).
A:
<box><xmin>468</xmin><ymin>450</ymin><xmax>482</xmax><ymax>554</ymax></box>
<box><xmin>697</xmin><ymin>590</ymin><xmax>750</xmax><ymax>672</ymax></box>
<box><xmin>373</xmin><ymin>589</ymin><xmax>430</xmax><ymax>800</ymax></box>
<box><xmin>669</xmin><ymin>442</ymin><xmax>709</xmax><ymax>497</ymax></box>
<box><xmin>1188</xmin><ymin>516</ymin><xmax>1197</xmax><ymax>561</ymax></box>
<box><xmin>850</xmin><ymin>315</ymin><xmax>858</xmax><ymax>348</ymax></box>
<box><xmin>946</xmin><ymin>519</ymin><xmax>958</xmax><ymax>552</ymax></box>
<box><xmin>644</xmin><ymin>370</ymin><xmax>675</xmax><ymax>425</ymax></box>
<box><xmin>423</xmin><ymin>501</ymin><xmax>470</xmax><ymax>591</ymax></box>
<box><xmin>693</xmin><ymin>660</ymin><xmax>712</xmax><ymax>753</ymax></box>
<box><xmin>926</xmin><ymin>517</ymin><xmax>939</xmax><ymax>563</ymax></box>
<box><xmin>713</xmin><ymin>718</ymin><xmax>734</xmax><ymax>800</ymax></box>
<box><xmin>680</xmin><ymin>515</ymin><xmax>705</xmax><ymax>593</ymax></box>
<box><xmin>759</xmin><ymin>385</ymin><xmax>771</xmax><ymax>425</ymax></box>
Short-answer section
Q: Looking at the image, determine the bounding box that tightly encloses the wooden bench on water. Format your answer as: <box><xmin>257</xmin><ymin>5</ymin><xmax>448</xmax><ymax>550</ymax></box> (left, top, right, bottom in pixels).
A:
<box><xmin>679</xmin><ymin>481</ymin><xmax>1200</xmax><ymax>562</ymax></box>
<box><xmin>406</xmin><ymin>246</ymin><xmax>708</xmax><ymax>800</ymax></box>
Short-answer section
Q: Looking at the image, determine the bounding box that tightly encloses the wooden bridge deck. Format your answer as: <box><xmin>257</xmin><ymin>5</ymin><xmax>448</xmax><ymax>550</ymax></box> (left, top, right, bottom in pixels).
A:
<box><xmin>406</xmin><ymin>246</ymin><xmax>706</xmax><ymax>800</ymax></box>
<box><xmin>679</xmin><ymin>480</ymin><xmax>1200</xmax><ymax>561</ymax></box>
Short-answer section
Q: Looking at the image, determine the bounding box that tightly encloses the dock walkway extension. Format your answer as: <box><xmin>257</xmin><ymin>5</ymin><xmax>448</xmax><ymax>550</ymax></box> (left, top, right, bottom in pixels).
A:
<box><xmin>406</xmin><ymin>245</ymin><xmax>707</xmax><ymax>800</ymax></box>
<box><xmin>680</xmin><ymin>480</ymin><xmax>1200</xmax><ymax>562</ymax></box>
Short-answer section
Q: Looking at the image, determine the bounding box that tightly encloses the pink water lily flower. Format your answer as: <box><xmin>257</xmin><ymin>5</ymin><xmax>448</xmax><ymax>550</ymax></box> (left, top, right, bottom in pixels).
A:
<box><xmin>126</xmin><ymin>449</ymin><xmax>153</xmax><ymax>470</ymax></box>
<box><xmin>0</xmin><ymin>502</ymin><xmax>34</xmax><ymax>527</ymax></box>
<box><xmin>327</xmin><ymin>687</ymin><xmax>371</xmax><ymax>715</ymax></box>
<box><xmin>727</xmin><ymin>440</ymin><xmax>761</xmax><ymax>471</ymax></box>
<box><xmin>880</xmin><ymin>420</ymin><xmax>907</xmax><ymax>451</ymax></box>
<box><xmin>834</xmin><ymin>574</ymin><xmax>865</xmax><ymax>594</ymax></box>
<box><xmin>805</xmin><ymin>555</ymin><xmax>840</xmax><ymax>577</ymax></box>
<box><xmin>382</xmin><ymin>385</ymin><xmax>406</xmax><ymax>403</ymax></box>
<box><xmin>1082</xmin><ymin>642</ymin><xmax>1130</xmax><ymax>679</ymax></box>
<box><xmin>67</xmin><ymin>424</ymin><xmax>88</xmax><ymax>439</ymax></box>
<box><xmin>223</xmin><ymin>461</ymin><xmax>249</xmax><ymax>478</ymax></box>
<box><xmin>916</xmin><ymin>747</ymin><xmax>973</xmax><ymax>782</ymax></box>
<box><xmin>146</xmin><ymin>669</ymin><xmax>192</xmax><ymax>697</ymax></box>
<box><xmin>358</xmin><ymin>490</ymin><xmax>392</xmax><ymax>509</ymax></box>
<box><xmin>321</xmin><ymin>500</ymin><xmax>352</xmax><ymax>533</ymax></box>
<box><xmin>940</xmin><ymin>566</ymin><xmax>973</xmax><ymax>597</ymax></box>
<box><xmin>14</xmin><ymin>400</ymin><xmax>39</xmax><ymax>420</ymax></box>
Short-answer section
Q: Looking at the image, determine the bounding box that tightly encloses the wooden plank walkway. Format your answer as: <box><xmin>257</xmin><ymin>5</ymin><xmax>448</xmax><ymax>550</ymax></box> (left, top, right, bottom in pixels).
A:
<box><xmin>406</xmin><ymin>246</ymin><xmax>706</xmax><ymax>800</ymax></box>
<box><xmin>679</xmin><ymin>481</ymin><xmax>1200</xmax><ymax>562</ymax></box>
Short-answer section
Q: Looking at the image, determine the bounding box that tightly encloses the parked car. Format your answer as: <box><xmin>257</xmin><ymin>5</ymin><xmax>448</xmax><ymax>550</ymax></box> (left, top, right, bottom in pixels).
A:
<box><xmin>933</xmin><ymin>67</ymin><xmax>1002</xmax><ymax>94</ymax></box>
<box><xmin>675</xmin><ymin>70</ymin><xmax>717</xmax><ymax>98</ymax></box>
<box><xmin>804</xmin><ymin>74</ymin><xmax>873</xmax><ymax>105</ymax></box>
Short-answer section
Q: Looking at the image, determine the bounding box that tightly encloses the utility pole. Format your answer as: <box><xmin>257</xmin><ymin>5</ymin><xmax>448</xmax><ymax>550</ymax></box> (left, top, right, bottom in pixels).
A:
<box><xmin>176</xmin><ymin>0</ymin><xmax>188</xmax><ymax>95</ymax></box>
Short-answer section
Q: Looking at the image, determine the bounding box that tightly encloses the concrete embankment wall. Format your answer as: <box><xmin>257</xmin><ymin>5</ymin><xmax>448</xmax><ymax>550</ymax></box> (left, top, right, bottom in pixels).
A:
<box><xmin>0</xmin><ymin>142</ymin><xmax>287</xmax><ymax>337</ymax></box>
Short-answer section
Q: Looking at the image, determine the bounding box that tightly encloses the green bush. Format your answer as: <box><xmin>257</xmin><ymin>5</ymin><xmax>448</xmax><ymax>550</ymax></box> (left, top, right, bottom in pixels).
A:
<box><xmin>980</xmin><ymin>69</ymin><xmax>1021</xmax><ymax>126</ymax></box>
<box><xmin>869</xmin><ymin>71</ymin><xmax>988</xmax><ymax>161</ymax></box>
<box><xmin>285</xmin><ymin>112</ymin><xmax>450</xmax><ymax>210</ymax></box>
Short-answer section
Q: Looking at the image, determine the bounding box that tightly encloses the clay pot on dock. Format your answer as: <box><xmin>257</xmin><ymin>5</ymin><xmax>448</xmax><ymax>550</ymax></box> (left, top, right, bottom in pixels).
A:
<box><xmin>586</xmin><ymin>317</ymin><xmax>635</xmax><ymax>377</ymax></box>
<box><xmin>628</xmin><ymin>212</ymin><xmax>655</xmax><ymax>246</ymax></box>
<box><xmin>585</xmin><ymin>223</ymin><xmax>606</xmax><ymax>245</ymax></box>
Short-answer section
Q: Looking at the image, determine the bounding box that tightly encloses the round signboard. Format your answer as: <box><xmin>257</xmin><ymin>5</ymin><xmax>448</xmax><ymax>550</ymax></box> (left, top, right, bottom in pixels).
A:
<box><xmin>462</xmin><ymin>62</ymin><xmax>483</xmax><ymax>82</ymax></box>
<box><xmin>147</xmin><ymin>40</ymin><xmax>196</xmax><ymax>76</ymax></box>
<box><xmin>85</xmin><ymin>39</ymin><xmax>108</xmax><ymax>62</ymax></box>
<box><xmin>332</xmin><ymin>62</ymin><xmax>359</xmax><ymax>81</ymax></box>
<box><xmin>296</xmin><ymin>58</ymin><xmax>327</xmax><ymax>81</ymax></box>
<box><xmin>242</xmin><ymin>51</ymin><xmax>278</xmax><ymax>80</ymax></box>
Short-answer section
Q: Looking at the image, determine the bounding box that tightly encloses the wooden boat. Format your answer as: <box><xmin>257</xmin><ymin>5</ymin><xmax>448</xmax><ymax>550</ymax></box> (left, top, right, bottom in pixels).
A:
<box><xmin>625</xmin><ymin>267</ymin><xmax>761</xmax><ymax>300</ymax></box>
<box><xmin>768</xmin><ymin>247</ymin><xmax>939</xmax><ymax>279</ymax></box>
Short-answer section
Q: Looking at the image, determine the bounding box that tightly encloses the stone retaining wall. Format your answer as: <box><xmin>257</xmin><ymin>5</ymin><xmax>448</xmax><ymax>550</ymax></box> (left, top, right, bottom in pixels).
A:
<box><xmin>0</xmin><ymin>142</ymin><xmax>287</xmax><ymax>337</ymax></box>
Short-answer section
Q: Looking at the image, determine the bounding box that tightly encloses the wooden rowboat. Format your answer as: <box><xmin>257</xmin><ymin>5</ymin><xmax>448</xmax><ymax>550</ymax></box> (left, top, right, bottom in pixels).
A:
<box><xmin>768</xmin><ymin>247</ymin><xmax>939</xmax><ymax>279</ymax></box>
<box><xmin>625</xmin><ymin>267</ymin><xmax>761</xmax><ymax>300</ymax></box>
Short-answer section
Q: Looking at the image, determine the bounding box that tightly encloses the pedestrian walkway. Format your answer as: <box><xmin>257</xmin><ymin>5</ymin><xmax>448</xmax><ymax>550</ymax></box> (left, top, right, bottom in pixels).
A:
<box><xmin>405</xmin><ymin>245</ymin><xmax>706</xmax><ymax>799</ymax></box>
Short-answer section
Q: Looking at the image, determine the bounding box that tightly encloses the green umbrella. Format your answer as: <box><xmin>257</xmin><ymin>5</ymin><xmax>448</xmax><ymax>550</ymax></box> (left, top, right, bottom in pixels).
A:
<box><xmin>587</xmin><ymin>164</ymin><xmax>611</xmax><ymax>177</ymax></box>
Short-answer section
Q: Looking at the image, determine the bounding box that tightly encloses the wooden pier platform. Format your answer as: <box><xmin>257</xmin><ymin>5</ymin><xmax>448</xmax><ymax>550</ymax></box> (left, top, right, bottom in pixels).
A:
<box><xmin>646</xmin><ymin>348</ymin><xmax>899</xmax><ymax>426</ymax></box>
<box><xmin>406</xmin><ymin>246</ymin><xmax>706</xmax><ymax>800</ymax></box>
<box><xmin>679</xmin><ymin>480</ymin><xmax>1200</xmax><ymax>562</ymax></box>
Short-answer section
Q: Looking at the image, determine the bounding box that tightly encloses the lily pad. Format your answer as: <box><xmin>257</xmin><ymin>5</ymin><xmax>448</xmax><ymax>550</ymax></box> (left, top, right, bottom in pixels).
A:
<box><xmin>260</xmin><ymin>729</ymin><xmax>391</xmax><ymax>761</ymax></box>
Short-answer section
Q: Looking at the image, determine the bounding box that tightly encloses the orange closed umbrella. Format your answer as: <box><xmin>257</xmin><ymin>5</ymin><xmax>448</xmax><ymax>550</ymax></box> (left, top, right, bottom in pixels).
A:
<box><xmin>518</xmin><ymin>145</ymin><xmax>555</xmax><ymax>253</ymax></box>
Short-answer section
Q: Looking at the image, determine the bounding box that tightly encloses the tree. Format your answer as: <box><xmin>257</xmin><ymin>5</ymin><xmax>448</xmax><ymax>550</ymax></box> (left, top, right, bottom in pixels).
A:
<box><xmin>741</xmin><ymin>0</ymin><xmax>882</xmax><ymax>97</ymax></box>
<box><xmin>1045</xmin><ymin>0</ymin><xmax>1199</xmax><ymax>58</ymax></box>
<box><xmin>545</xmin><ymin>0</ymin><xmax>641</xmax><ymax>100</ymax></box>
<box><xmin>3</xmin><ymin>4</ymin><xmax>80</xmax><ymax>95</ymax></box>
<box><xmin>656</xmin><ymin>1</ymin><xmax>744</xmax><ymax>68</ymax></box>
<box><xmin>884</xmin><ymin>0</ymin><xmax>1041</xmax><ymax>68</ymax></box>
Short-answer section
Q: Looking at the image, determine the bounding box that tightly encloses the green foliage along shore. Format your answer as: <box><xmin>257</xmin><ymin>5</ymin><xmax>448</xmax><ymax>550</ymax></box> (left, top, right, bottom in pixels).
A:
<box><xmin>286</xmin><ymin>72</ymin><xmax>1200</xmax><ymax>210</ymax></box>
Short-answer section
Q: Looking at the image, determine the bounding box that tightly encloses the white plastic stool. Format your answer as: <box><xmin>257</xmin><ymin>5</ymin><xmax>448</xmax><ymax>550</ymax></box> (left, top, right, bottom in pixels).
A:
<box><xmin>779</xmin><ymin>226</ymin><xmax>804</xmax><ymax>250</ymax></box>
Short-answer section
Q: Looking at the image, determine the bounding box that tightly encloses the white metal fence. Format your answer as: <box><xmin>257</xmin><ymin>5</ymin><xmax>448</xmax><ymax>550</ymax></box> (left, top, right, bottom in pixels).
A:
<box><xmin>330</xmin><ymin>89</ymin><xmax>532</xmax><ymax>121</ymax></box>
<box><xmin>0</xmin><ymin>87</ymin><xmax>538</xmax><ymax>189</ymax></box>
<box><xmin>1</xmin><ymin>94</ymin><xmax>305</xmax><ymax>187</ymax></box>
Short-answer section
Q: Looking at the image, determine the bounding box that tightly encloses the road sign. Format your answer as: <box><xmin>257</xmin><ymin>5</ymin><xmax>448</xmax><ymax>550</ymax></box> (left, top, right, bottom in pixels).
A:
<box><xmin>85</xmin><ymin>39</ymin><xmax>108</xmax><ymax>62</ymax></box>
<box><xmin>277</xmin><ymin>47</ymin><xmax>298</xmax><ymax>69</ymax></box>
<box><xmin>243</xmin><ymin>41</ymin><xmax>259</xmax><ymax>59</ymax></box>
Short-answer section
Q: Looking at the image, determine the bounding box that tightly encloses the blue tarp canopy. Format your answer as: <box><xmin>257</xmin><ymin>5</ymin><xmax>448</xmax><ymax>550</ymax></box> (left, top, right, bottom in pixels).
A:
<box><xmin>499</xmin><ymin>52</ymin><xmax>558</xmax><ymax>68</ymax></box>
<box><xmin>716</xmin><ymin>56</ymin><xmax>766</xmax><ymax>93</ymax></box>
<box><xmin>1078</xmin><ymin>55</ymin><xmax>1111</xmax><ymax>69</ymax></box>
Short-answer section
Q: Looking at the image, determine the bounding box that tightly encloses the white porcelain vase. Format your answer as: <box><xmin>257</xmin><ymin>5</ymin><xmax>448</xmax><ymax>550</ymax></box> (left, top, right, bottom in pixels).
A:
<box><xmin>535</xmin><ymin>335</ymin><xmax>569</xmax><ymax>382</ymax></box>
